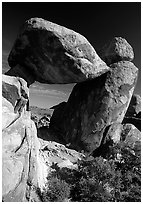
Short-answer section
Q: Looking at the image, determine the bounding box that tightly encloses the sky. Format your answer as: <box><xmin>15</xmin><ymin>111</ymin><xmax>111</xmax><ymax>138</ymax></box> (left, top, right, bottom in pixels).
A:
<box><xmin>2</xmin><ymin>2</ymin><xmax>141</xmax><ymax>108</ymax></box>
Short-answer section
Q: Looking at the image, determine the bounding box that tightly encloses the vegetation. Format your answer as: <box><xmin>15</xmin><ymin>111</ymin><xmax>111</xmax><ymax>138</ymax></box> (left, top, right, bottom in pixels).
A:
<box><xmin>38</xmin><ymin>140</ymin><xmax>141</xmax><ymax>202</ymax></box>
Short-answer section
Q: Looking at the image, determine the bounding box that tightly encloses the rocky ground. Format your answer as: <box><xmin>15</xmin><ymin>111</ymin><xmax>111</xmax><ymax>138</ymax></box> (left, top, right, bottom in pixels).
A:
<box><xmin>2</xmin><ymin>18</ymin><xmax>141</xmax><ymax>202</ymax></box>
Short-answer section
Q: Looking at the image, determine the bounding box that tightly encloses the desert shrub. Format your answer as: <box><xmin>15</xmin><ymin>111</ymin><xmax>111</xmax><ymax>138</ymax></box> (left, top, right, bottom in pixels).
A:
<box><xmin>39</xmin><ymin>141</ymin><xmax>141</xmax><ymax>202</ymax></box>
<box><xmin>41</xmin><ymin>176</ymin><xmax>71</xmax><ymax>202</ymax></box>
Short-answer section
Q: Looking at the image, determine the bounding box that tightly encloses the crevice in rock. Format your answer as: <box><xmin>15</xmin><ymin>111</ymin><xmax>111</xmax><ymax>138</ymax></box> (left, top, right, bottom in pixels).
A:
<box><xmin>15</xmin><ymin>128</ymin><xmax>27</xmax><ymax>153</ymax></box>
<box><xmin>92</xmin><ymin>125</ymin><xmax>112</xmax><ymax>158</ymax></box>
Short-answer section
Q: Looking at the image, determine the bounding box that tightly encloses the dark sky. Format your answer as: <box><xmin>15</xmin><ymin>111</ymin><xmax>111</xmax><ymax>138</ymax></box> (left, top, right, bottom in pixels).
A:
<box><xmin>2</xmin><ymin>2</ymin><xmax>141</xmax><ymax>108</ymax></box>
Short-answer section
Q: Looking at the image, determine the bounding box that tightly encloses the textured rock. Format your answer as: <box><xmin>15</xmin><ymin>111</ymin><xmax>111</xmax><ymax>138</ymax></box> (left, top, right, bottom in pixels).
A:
<box><xmin>93</xmin><ymin>123</ymin><xmax>141</xmax><ymax>159</ymax></box>
<box><xmin>50</xmin><ymin>61</ymin><xmax>138</xmax><ymax>153</ymax></box>
<box><xmin>98</xmin><ymin>37</ymin><xmax>134</xmax><ymax>65</ymax></box>
<box><xmin>125</xmin><ymin>94</ymin><xmax>141</xmax><ymax>117</ymax></box>
<box><xmin>107</xmin><ymin>123</ymin><xmax>141</xmax><ymax>155</ymax></box>
<box><xmin>122</xmin><ymin>124</ymin><xmax>141</xmax><ymax>153</ymax></box>
<box><xmin>105</xmin><ymin>123</ymin><xmax>140</xmax><ymax>146</ymax></box>
<box><xmin>105</xmin><ymin>123</ymin><xmax>123</xmax><ymax>143</ymax></box>
<box><xmin>2</xmin><ymin>74</ymin><xmax>29</xmax><ymax>130</ymax></box>
<box><xmin>6</xmin><ymin>18</ymin><xmax>109</xmax><ymax>85</ymax></box>
<box><xmin>2</xmin><ymin>75</ymin><xmax>49</xmax><ymax>202</ymax></box>
<box><xmin>39</xmin><ymin>139</ymin><xmax>85</xmax><ymax>169</ymax></box>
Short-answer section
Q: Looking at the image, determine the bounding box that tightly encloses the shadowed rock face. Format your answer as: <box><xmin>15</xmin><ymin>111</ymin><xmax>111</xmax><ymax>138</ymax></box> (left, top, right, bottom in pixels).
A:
<box><xmin>50</xmin><ymin>61</ymin><xmax>138</xmax><ymax>153</ymax></box>
<box><xmin>6</xmin><ymin>18</ymin><xmax>109</xmax><ymax>86</ymax></box>
<box><xmin>98</xmin><ymin>37</ymin><xmax>134</xmax><ymax>65</ymax></box>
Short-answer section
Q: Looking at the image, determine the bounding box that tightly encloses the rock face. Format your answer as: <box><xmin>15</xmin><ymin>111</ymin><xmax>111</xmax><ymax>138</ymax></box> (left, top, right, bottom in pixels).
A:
<box><xmin>98</xmin><ymin>37</ymin><xmax>134</xmax><ymax>65</ymax></box>
<box><xmin>6</xmin><ymin>18</ymin><xmax>109</xmax><ymax>86</ymax></box>
<box><xmin>50</xmin><ymin>101</ymin><xmax>67</xmax><ymax>130</ymax></box>
<box><xmin>106</xmin><ymin>123</ymin><xmax>141</xmax><ymax>145</ymax></box>
<box><xmin>50</xmin><ymin>61</ymin><xmax>138</xmax><ymax>153</ymax></box>
<box><xmin>2</xmin><ymin>75</ymin><xmax>48</xmax><ymax>202</ymax></box>
<box><xmin>2</xmin><ymin>74</ymin><xmax>29</xmax><ymax>129</ymax></box>
<box><xmin>39</xmin><ymin>139</ymin><xmax>85</xmax><ymax>169</ymax></box>
<box><xmin>93</xmin><ymin>122</ymin><xmax>141</xmax><ymax>159</ymax></box>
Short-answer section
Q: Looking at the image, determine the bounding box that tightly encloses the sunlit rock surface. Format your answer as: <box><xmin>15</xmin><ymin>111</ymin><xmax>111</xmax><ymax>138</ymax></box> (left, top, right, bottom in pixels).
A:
<box><xmin>6</xmin><ymin>18</ymin><xmax>109</xmax><ymax>85</ymax></box>
<box><xmin>2</xmin><ymin>75</ymin><xmax>48</xmax><ymax>202</ymax></box>
<box><xmin>98</xmin><ymin>37</ymin><xmax>134</xmax><ymax>65</ymax></box>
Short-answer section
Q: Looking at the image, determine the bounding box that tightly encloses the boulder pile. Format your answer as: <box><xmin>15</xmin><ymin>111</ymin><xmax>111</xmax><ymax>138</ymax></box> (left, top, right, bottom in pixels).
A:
<box><xmin>3</xmin><ymin>17</ymin><xmax>140</xmax><ymax>201</ymax></box>
<box><xmin>50</xmin><ymin>38</ymin><xmax>138</xmax><ymax>153</ymax></box>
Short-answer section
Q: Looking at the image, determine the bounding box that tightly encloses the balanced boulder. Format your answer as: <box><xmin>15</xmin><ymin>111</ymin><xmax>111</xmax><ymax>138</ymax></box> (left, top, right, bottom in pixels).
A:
<box><xmin>6</xmin><ymin>18</ymin><xmax>109</xmax><ymax>86</ymax></box>
<box><xmin>50</xmin><ymin>61</ymin><xmax>138</xmax><ymax>153</ymax></box>
<box><xmin>98</xmin><ymin>37</ymin><xmax>134</xmax><ymax>65</ymax></box>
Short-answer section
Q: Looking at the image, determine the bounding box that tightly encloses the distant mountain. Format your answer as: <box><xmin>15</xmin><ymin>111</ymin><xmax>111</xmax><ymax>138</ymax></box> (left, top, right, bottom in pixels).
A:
<box><xmin>30</xmin><ymin>106</ymin><xmax>54</xmax><ymax>117</ymax></box>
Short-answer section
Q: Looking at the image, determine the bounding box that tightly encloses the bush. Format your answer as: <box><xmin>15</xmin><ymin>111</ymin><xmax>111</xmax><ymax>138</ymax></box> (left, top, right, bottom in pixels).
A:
<box><xmin>38</xmin><ymin>141</ymin><xmax>141</xmax><ymax>202</ymax></box>
<box><xmin>42</xmin><ymin>176</ymin><xmax>71</xmax><ymax>202</ymax></box>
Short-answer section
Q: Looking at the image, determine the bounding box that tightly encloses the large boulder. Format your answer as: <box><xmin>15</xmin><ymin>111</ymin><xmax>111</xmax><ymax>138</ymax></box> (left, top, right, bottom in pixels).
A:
<box><xmin>98</xmin><ymin>37</ymin><xmax>134</xmax><ymax>65</ymax></box>
<box><xmin>6</xmin><ymin>18</ymin><xmax>109</xmax><ymax>86</ymax></box>
<box><xmin>50</xmin><ymin>61</ymin><xmax>138</xmax><ymax>153</ymax></box>
<box><xmin>2</xmin><ymin>75</ymin><xmax>48</xmax><ymax>202</ymax></box>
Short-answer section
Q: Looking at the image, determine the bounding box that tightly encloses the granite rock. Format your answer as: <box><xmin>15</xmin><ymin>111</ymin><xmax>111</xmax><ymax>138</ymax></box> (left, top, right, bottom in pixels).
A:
<box><xmin>50</xmin><ymin>61</ymin><xmax>138</xmax><ymax>153</ymax></box>
<box><xmin>98</xmin><ymin>37</ymin><xmax>134</xmax><ymax>65</ymax></box>
<box><xmin>6</xmin><ymin>18</ymin><xmax>109</xmax><ymax>86</ymax></box>
<box><xmin>2</xmin><ymin>75</ymin><xmax>49</xmax><ymax>202</ymax></box>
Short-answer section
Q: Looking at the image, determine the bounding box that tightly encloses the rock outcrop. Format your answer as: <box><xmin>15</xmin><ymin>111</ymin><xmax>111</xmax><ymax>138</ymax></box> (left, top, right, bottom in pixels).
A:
<box><xmin>98</xmin><ymin>37</ymin><xmax>134</xmax><ymax>65</ymax></box>
<box><xmin>3</xmin><ymin>17</ymin><xmax>140</xmax><ymax>201</ymax></box>
<box><xmin>6</xmin><ymin>18</ymin><xmax>109</xmax><ymax>86</ymax></box>
<box><xmin>2</xmin><ymin>75</ymin><xmax>48</xmax><ymax>202</ymax></box>
<box><xmin>2</xmin><ymin>74</ymin><xmax>29</xmax><ymax>129</ymax></box>
<box><xmin>50</xmin><ymin>61</ymin><xmax>138</xmax><ymax>153</ymax></box>
<box><xmin>39</xmin><ymin>139</ymin><xmax>85</xmax><ymax>169</ymax></box>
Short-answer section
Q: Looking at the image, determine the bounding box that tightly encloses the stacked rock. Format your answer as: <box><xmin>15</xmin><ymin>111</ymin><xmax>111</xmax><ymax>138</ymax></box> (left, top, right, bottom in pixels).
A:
<box><xmin>50</xmin><ymin>37</ymin><xmax>138</xmax><ymax>153</ymax></box>
<box><xmin>2</xmin><ymin>18</ymin><xmax>140</xmax><ymax>201</ymax></box>
<box><xmin>3</xmin><ymin>18</ymin><xmax>111</xmax><ymax>201</ymax></box>
<box><xmin>5</xmin><ymin>18</ymin><xmax>139</xmax><ymax>154</ymax></box>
